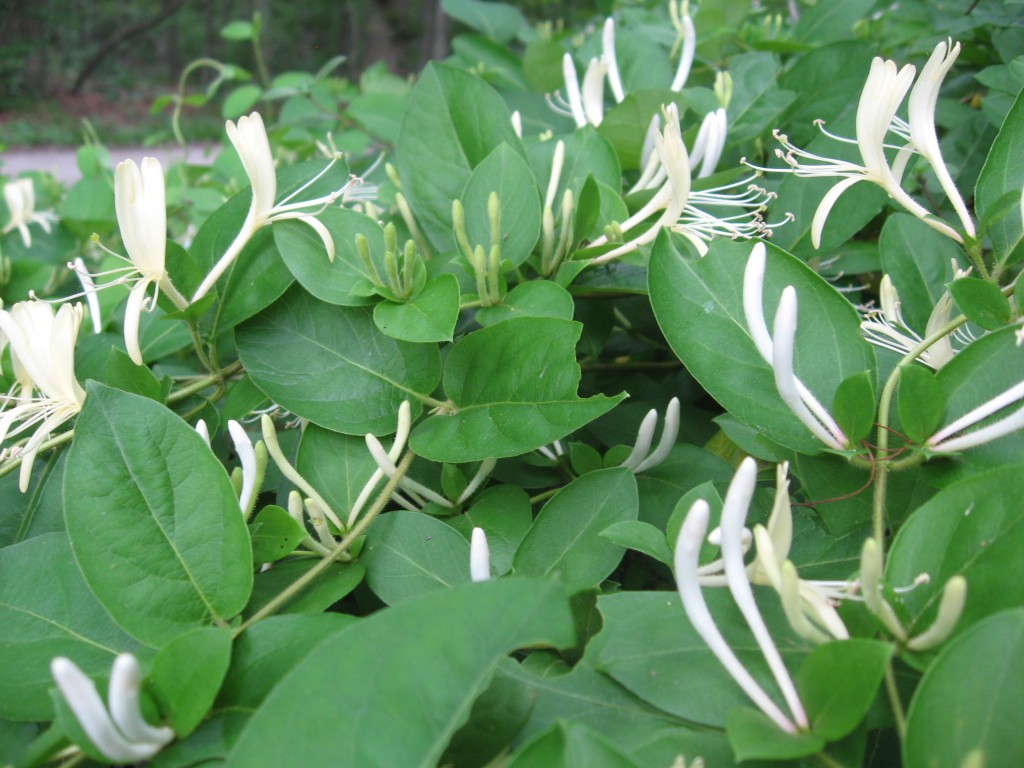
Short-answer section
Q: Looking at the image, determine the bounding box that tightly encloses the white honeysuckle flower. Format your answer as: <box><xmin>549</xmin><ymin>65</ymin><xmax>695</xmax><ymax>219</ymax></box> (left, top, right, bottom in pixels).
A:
<box><xmin>536</xmin><ymin>439</ymin><xmax>565</xmax><ymax>462</ymax></box>
<box><xmin>2</xmin><ymin>178</ymin><xmax>57</xmax><ymax>248</ymax></box>
<box><xmin>669</xmin><ymin>0</ymin><xmax>696</xmax><ymax>91</ymax></box>
<box><xmin>457</xmin><ymin>458</ymin><xmax>497</xmax><ymax>505</ymax></box>
<box><xmin>72</xmin><ymin>257</ymin><xmax>103</xmax><ymax>334</ymax></box>
<box><xmin>192</xmin><ymin>112</ymin><xmax>358</xmax><ymax>302</ymax></box>
<box><xmin>926</xmin><ymin>379</ymin><xmax>1024</xmax><ymax>453</ymax></box>
<box><xmin>742</xmin><ymin>244</ymin><xmax>848</xmax><ymax>450</ymax></box>
<box><xmin>366</xmin><ymin>432</ymin><xmax>453</xmax><ymax>509</ymax></box>
<box><xmin>347</xmin><ymin>401</ymin><xmax>412</xmax><ymax>527</ymax></box>
<box><xmin>0</xmin><ymin>301</ymin><xmax>86</xmax><ymax>491</ymax></box>
<box><xmin>690</xmin><ymin>108</ymin><xmax>728</xmax><ymax>179</ymax></box>
<box><xmin>227</xmin><ymin>419</ymin><xmax>257</xmax><ymax>515</ymax></box>
<box><xmin>511</xmin><ymin>110</ymin><xmax>523</xmax><ymax>139</ymax></box>
<box><xmin>620</xmin><ymin>397</ymin><xmax>680</xmax><ymax>473</ymax></box>
<box><xmin>51</xmin><ymin>654</ymin><xmax>173</xmax><ymax>764</ymax></box>
<box><xmin>674</xmin><ymin>497</ymin><xmax>801</xmax><ymax>735</ymax></box>
<box><xmin>602</xmin><ymin>18</ymin><xmax>626</xmax><ymax>104</ymax></box>
<box><xmin>760</xmin><ymin>45</ymin><xmax>968</xmax><ymax>247</ymax></box>
<box><xmin>470</xmin><ymin>527</ymin><xmax>491</xmax><ymax>582</ymax></box>
<box><xmin>194</xmin><ymin>419</ymin><xmax>211</xmax><ymax>447</ymax></box>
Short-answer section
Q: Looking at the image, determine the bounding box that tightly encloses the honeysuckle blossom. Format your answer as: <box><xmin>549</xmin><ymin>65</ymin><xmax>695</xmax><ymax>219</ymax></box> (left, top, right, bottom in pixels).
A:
<box><xmin>674</xmin><ymin>457</ymin><xmax>809</xmax><ymax>734</ymax></box>
<box><xmin>2</xmin><ymin>178</ymin><xmax>57</xmax><ymax>247</ymax></box>
<box><xmin>50</xmin><ymin>654</ymin><xmax>174</xmax><ymax>764</ymax></box>
<box><xmin>192</xmin><ymin>112</ymin><xmax>359</xmax><ymax>302</ymax></box>
<box><xmin>620</xmin><ymin>397</ymin><xmax>680</xmax><ymax>473</ymax></box>
<box><xmin>926</xmin><ymin>379</ymin><xmax>1024</xmax><ymax>453</ymax></box>
<box><xmin>0</xmin><ymin>300</ymin><xmax>86</xmax><ymax>491</ymax></box>
<box><xmin>589</xmin><ymin>105</ymin><xmax>776</xmax><ymax>264</ymax></box>
<box><xmin>470</xmin><ymin>527</ymin><xmax>491</xmax><ymax>582</ymax></box>
<box><xmin>759</xmin><ymin>41</ymin><xmax>971</xmax><ymax>247</ymax></box>
<box><xmin>742</xmin><ymin>244</ymin><xmax>849</xmax><ymax>450</ymax></box>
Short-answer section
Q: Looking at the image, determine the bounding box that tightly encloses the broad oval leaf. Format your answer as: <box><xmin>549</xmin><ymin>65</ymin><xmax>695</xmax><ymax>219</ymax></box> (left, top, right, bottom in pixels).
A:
<box><xmin>513</xmin><ymin>467</ymin><xmax>638</xmax><ymax>592</ymax></box>
<box><xmin>649</xmin><ymin>235</ymin><xmax>876</xmax><ymax>453</ymax></box>
<box><xmin>410</xmin><ymin>317</ymin><xmax>624</xmax><ymax>462</ymax></box>
<box><xmin>975</xmin><ymin>87</ymin><xmax>1024</xmax><ymax>268</ymax></box>
<box><xmin>237</xmin><ymin>287</ymin><xmax>441</xmax><ymax>435</ymax></box>
<box><xmin>0</xmin><ymin>532</ymin><xmax>138</xmax><ymax>721</ymax></box>
<box><xmin>64</xmin><ymin>384</ymin><xmax>253</xmax><ymax>646</ymax></box>
<box><xmin>904</xmin><ymin>609</ymin><xmax>1024</xmax><ymax>768</ymax></box>
<box><xmin>224</xmin><ymin>579</ymin><xmax>574</xmax><ymax>768</ymax></box>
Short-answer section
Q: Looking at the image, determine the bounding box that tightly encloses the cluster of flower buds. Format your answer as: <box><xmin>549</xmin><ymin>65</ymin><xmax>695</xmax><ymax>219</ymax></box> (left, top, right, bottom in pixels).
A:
<box><xmin>453</xmin><ymin>195</ymin><xmax>505</xmax><ymax>307</ymax></box>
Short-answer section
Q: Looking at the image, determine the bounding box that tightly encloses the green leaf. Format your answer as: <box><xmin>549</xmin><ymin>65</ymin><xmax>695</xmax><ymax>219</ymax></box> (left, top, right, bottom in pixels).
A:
<box><xmin>362</xmin><ymin>510</ymin><xmax>470</xmax><ymax>605</ymax></box>
<box><xmin>505</xmin><ymin>721</ymin><xmax>645</xmax><ymax>768</ymax></box>
<box><xmin>295</xmin><ymin>425</ymin><xmax>378</xmax><ymax>518</ymax></box>
<box><xmin>249</xmin><ymin>505</ymin><xmax>306</xmax><ymax>564</ymax></box>
<box><xmin>831</xmin><ymin>371</ymin><xmax>875</xmax><ymax>445</ymax></box>
<box><xmin>0</xmin><ymin>533</ymin><xmax>137</xmax><ymax>721</ymax></box>
<box><xmin>904</xmin><ymin>609</ymin><xmax>1024</xmax><ymax>768</ymax></box>
<box><xmin>104</xmin><ymin>347</ymin><xmax>163</xmax><ymax>401</ymax></box>
<box><xmin>898</xmin><ymin>365</ymin><xmax>945</xmax><ymax>445</ymax></box>
<box><xmin>220</xmin><ymin>20</ymin><xmax>254</xmax><ymax>40</ymax></box>
<box><xmin>879</xmin><ymin>214</ymin><xmax>965</xmax><ymax>332</ymax></box>
<box><xmin>514</xmin><ymin>468</ymin><xmax>638</xmax><ymax>592</ymax></box>
<box><xmin>649</xmin><ymin>236</ymin><xmax>875</xmax><ymax>453</ymax></box>
<box><xmin>223</xmin><ymin>84</ymin><xmax>263</xmax><ymax>120</ymax></box>
<box><xmin>237</xmin><ymin>287</ymin><xmax>441</xmax><ymax>435</ymax></box>
<box><xmin>148</xmin><ymin>627</ymin><xmax>233</xmax><ymax>737</ymax></box>
<box><xmin>224</xmin><ymin>579</ymin><xmax>575</xmax><ymax>768</ymax></box>
<box><xmin>244</xmin><ymin>560</ymin><xmax>364</xmax><ymax>618</ymax></box>
<box><xmin>474</xmin><ymin>280</ymin><xmax>575</xmax><ymax>326</ymax></box>
<box><xmin>463</xmin><ymin>143</ymin><xmax>541</xmax><ymax>268</ymax></box>
<box><xmin>528</xmin><ymin>127</ymin><xmax>621</xmax><ymax>204</ymax></box>
<box><xmin>461</xmin><ymin>485</ymin><xmax>532</xmax><ymax>575</ymax></box>
<box><xmin>373</xmin><ymin>274</ymin><xmax>460</xmax><ymax>342</ymax></box>
<box><xmin>886</xmin><ymin>464</ymin><xmax>1024</xmax><ymax>640</ymax></box>
<box><xmin>64</xmin><ymin>384</ymin><xmax>253</xmax><ymax>646</ymax></box>
<box><xmin>726</xmin><ymin>707</ymin><xmax>825</xmax><ymax>761</ymax></box>
<box><xmin>975</xmin><ymin>87</ymin><xmax>1024</xmax><ymax>267</ymax></box>
<box><xmin>441</xmin><ymin>0</ymin><xmax>525</xmax><ymax>44</ymax></box>
<box><xmin>726</xmin><ymin>52</ymin><xmax>797</xmax><ymax>143</ymax></box>
<box><xmin>797</xmin><ymin>639</ymin><xmax>892</xmax><ymax>741</ymax></box>
<box><xmin>595</xmin><ymin>591</ymin><xmax>811</xmax><ymax>727</ymax></box>
<box><xmin>397</xmin><ymin>63</ymin><xmax>523</xmax><ymax>251</ymax></box>
<box><xmin>947</xmin><ymin>276</ymin><xmax>1012</xmax><ymax>330</ymax></box>
<box><xmin>410</xmin><ymin>317</ymin><xmax>624</xmax><ymax>462</ymax></box>
<box><xmin>274</xmin><ymin>207</ymin><xmax>383</xmax><ymax>307</ymax></box>
<box><xmin>443</xmin><ymin>668</ymin><xmax>536</xmax><ymax>768</ymax></box>
<box><xmin>599</xmin><ymin>520</ymin><xmax>673</xmax><ymax>567</ymax></box>
<box><xmin>791</xmin><ymin>0</ymin><xmax>874</xmax><ymax>45</ymax></box>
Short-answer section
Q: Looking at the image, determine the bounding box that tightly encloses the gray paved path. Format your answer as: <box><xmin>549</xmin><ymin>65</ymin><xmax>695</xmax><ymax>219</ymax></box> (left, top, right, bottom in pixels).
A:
<box><xmin>1</xmin><ymin>144</ymin><xmax>217</xmax><ymax>184</ymax></box>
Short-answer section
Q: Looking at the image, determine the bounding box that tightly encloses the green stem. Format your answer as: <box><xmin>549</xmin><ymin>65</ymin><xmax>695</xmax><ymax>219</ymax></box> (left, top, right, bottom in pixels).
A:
<box><xmin>813</xmin><ymin>751</ymin><xmax>847</xmax><ymax>768</ymax></box>
<box><xmin>233</xmin><ymin>451</ymin><xmax>415</xmax><ymax>635</ymax></box>
<box><xmin>884</xmin><ymin>662</ymin><xmax>908</xmax><ymax>739</ymax></box>
<box><xmin>167</xmin><ymin>360</ymin><xmax>244</xmax><ymax>403</ymax></box>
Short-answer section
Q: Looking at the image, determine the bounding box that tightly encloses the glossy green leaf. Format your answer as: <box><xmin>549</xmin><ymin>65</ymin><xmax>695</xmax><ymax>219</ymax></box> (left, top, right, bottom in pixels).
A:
<box><xmin>831</xmin><ymin>371</ymin><xmax>875</xmax><ymax>445</ymax></box>
<box><xmin>0</xmin><ymin>533</ymin><xmax>137</xmax><ymax>721</ymax></box>
<box><xmin>599</xmin><ymin>519</ymin><xmax>672</xmax><ymax>567</ymax></box>
<box><xmin>410</xmin><ymin>317</ymin><xmax>624</xmax><ymax>462</ymax></box>
<box><xmin>898</xmin><ymin>365</ymin><xmax>945</xmax><ymax>445</ymax></box>
<box><xmin>373</xmin><ymin>273</ymin><xmax>460</xmax><ymax>342</ymax></box>
<box><xmin>224</xmin><ymin>579</ymin><xmax>574</xmax><ymax>768</ymax></box>
<box><xmin>886</xmin><ymin>464</ymin><xmax>1024</xmax><ymax>639</ymax></box>
<box><xmin>397</xmin><ymin>63</ymin><xmax>523</xmax><ymax>251</ymax></box>
<box><xmin>460</xmin><ymin>485</ymin><xmax>532</xmax><ymax>575</ymax></box>
<box><xmin>514</xmin><ymin>468</ymin><xmax>638</xmax><ymax>592</ymax></box>
<box><xmin>797</xmin><ymin>639</ymin><xmax>892</xmax><ymax>741</ymax></box>
<box><xmin>249</xmin><ymin>505</ymin><xmax>306</xmax><ymax>564</ymax></box>
<box><xmin>649</xmin><ymin>236</ymin><xmax>875</xmax><ymax>453</ymax></box>
<box><xmin>975</xmin><ymin>87</ymin><xmax>1024</xmax><ymax>267</ymax></box>
<box><xmin>726</xmin><ymin>52</ymin><xmax>797</xmax><ymax>143</ymax></box>
<box><xmin>244</xmin><ymin>560</ymin><xmax>365</xmax><ymax>618</ymax></box>
<box><xmin>362</xmin><ymin>510</ymin><xmax>470</xmax><ymax>605</ymax></box>
<box><xmin>505</xmin><ymin>721</ymin><xmax>644</xmax><ymax>768</ymax></box>
<box><xmin>149</xmin><ymin>627</ymin><xmax>233</xmax><ymax>737</ymax></box>
<box><xmin>947</xmin><ymin>276</ymin><xmax>1011</xmax><ymax>330</ymax></box>
<box><xmin>726</xmin><ymin>707</ymin><xmax>825</xmax><ymax>761</ymax></box>
<box><xmin>443</xmin><ymin>668</ymin><xmax>536</xmax><ymax>768</ymax></box>
<box><xmin>474</xmin><ymin>280</ymin><xmax>574</xmax><ymax>326</ymax></box>
<box><xmin>441</xmin><ymin>0</ymin><xmax>525</xmax><ymax>44</ymax></box>
<box><xmin>237</xmin><ymin>287</ymin><xmax>441</xmax><ymax>435</ymax></box>
<box><xmin>595</xmin><ymin>591</ymin><xmax>810</xmax><ymax>727</ymax></box>
<box><xmin>295</xmin><ymin>425</ymin><xmax>378</xmax><ymax>517</ymax></box>
<box><xmin>64</xmin><ymin>384</ymin><xmax>253</xmax><ymax>646</ymax></box>
<box><xmin>463</xmin><ymin>143</ymin><xmax>541</xmax><ymax>268</ymax></box>
<box><xmin>274</xmin><ymin>207</ymin><xmax>383</xmax><ymax>307</ymax></box>
<box><xmin>904</xmin><ymin>609</ymin><xmax>1024</xmax><ymax>768</ymax></box>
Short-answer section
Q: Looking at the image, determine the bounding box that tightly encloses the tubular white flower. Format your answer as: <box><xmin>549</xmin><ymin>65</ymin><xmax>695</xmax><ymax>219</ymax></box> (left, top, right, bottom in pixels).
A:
<box><xmin>860</xmin><ymin>538</ymin><xmax>907</xmax><ymax>641</ymax></box>
<box><xmin>742</xmin><ymin>245</ymin><xmax>848</xmax><ymax>450</ymax></box>
<box><xmin>366</xmin><ymin>433</ymin><xmax>453</xmax><ymax>509</ymax></box>
<box><xmin>602</xmin><ymin>18</ymin><xmax>625</xmax><ymax>104</ymax></box>
<box><xmin>926</xmin><ymin>379</ymin><xmax>1024</xmax><ymax>453</ymax></box>
<box><xmin>719</xmin><ymin>458</ymin><xmax>808</xmax><ymax>729</ymax></box>
<box><xmin>620</xmin><ymin>397</ymin><xmax>680</xmax><ymax>473</ymax></box>
<box><xmin>228</xmin><ymin>420</ymin><xmax>257</xmax><ymax>515</ymax></box>
<box><xmin>906</xmin><ymin>40</ymin><xmax>975</xmax><ymax>238</ymax></box>
<box><xmin>0</xmin><ymin>301</ymin><xmax>86</xmax><ymax>491</ymax></box>
<box><xmin>2</xmin><ymin>178</ymin><xmax>57</xmax><ymax>248</ymax></box>
<box><xmin>457</xmin><ymin>458</ymin><xmax>497</xmax><ymax>504</ymax></box>
<box><xmin>674</xmin><ymin>498</ymin><xmax>799</xmax><ymax>734</ymax></box>
<box><xmin>192</xmin><ymin>112</ymin><xmax>356</xmax><ymax>302</ymax></box>
<box><xmin>580</xmin><ymin>58</ymin><xmax>609</xmax><ymax>127</ymax></box>
<box><xmin>690</xmin><ymin>109</ymin><xmax>728</xmax><ymax>179</ymax></box>
<box><xmin>559</xmin><ymin>54</ymin><xmax>588</xmax><ymax>128</ymax></box>
<box><xmin>347</xmin><ymin>401</ymin><xmax>412</xmax><ymax>527</ymax></box>
<box><xmin>51</xmin><ymin>654</ymin><xmax>173</xmax><ymax>764</ymax></box>
<box><xmin>470</xmin><ymin>527</ymin><xmax>491</xmax><ymax>582</ymax></box>
<box><xmin>669</xmin><ymin>0</ymin><xmax>696</xmax><ymax>91</ymax></box>
<box><xmin>194</xmin><ymin>419</ymin><xmax>211</xmax><ymax>447</ymax></box>
<box><xmin>905</xmin><ymin>575</ymin><xmax>967</xmax><ymax>651</ymax></box>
